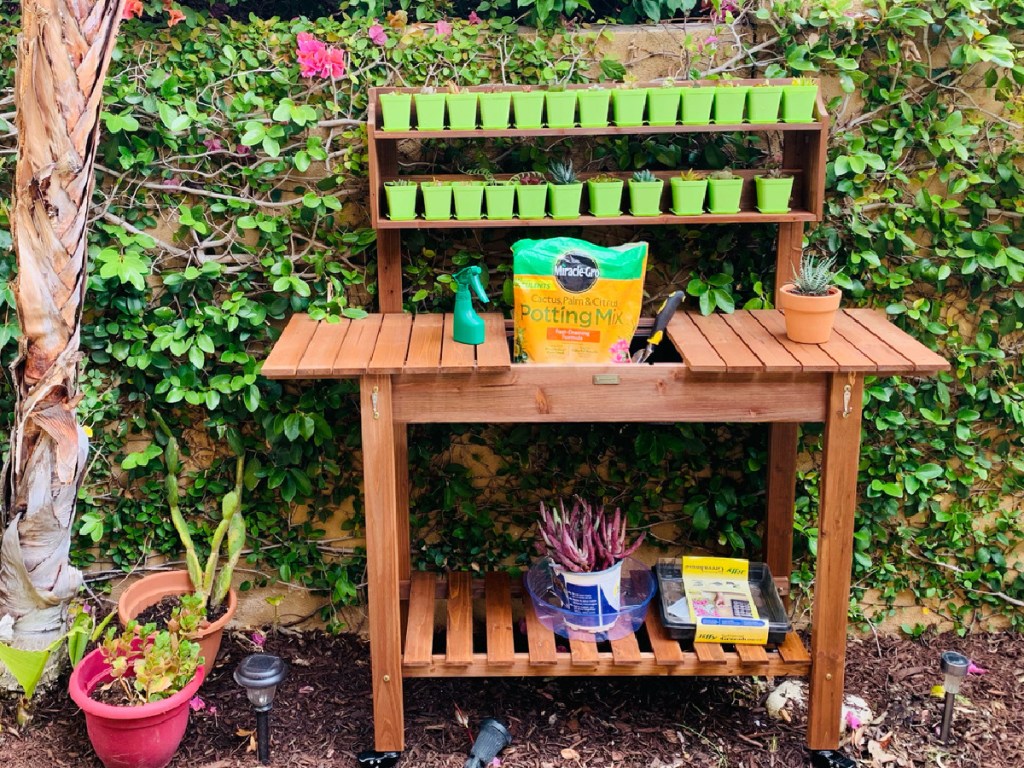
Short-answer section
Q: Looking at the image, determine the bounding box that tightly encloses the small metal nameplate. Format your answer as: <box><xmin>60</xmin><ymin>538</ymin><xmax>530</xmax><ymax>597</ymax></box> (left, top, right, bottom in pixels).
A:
<box><xmin>592</xmin><ymin>374</ymin><xmax>620</xmax><ymax>385</ymax></box>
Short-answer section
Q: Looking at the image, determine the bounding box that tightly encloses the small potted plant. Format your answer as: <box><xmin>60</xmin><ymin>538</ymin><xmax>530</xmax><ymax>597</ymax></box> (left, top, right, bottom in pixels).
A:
<box><xmin>706</xmin><ymin>168</ymin><xmax>744</xmax><ymax>214</ymax></box>
<box><xmin>414</xmin><ymin>85</ymin><xmax>447</xmax><ymax>131</ymax></box>
<box><xmin>445</xmin><ymin>83</ymin><xmax>478</xmax><ymax>130</ymax></box>
<box><xmin>647</xmin><ymin>79</ymin><xmax>681</xmax><ymax>126</ymax></box>
<box><xmin>379</xmin><ymin>90</ymin><xmax>412</xmax><ymax>131</ymax></box>
<box><xmin>513</xmin><ymin>171</ymin><xmax>548</xmax><ymax>219</ymax></box>
<box><xmin>479</xmin><ymin>87</ymin><xmax>512</xmax><ymax>130</ymax></box>
<box><xmin>421</xmin><ymin>178</ymin><xmax>454</xmax><ymax>220</ymax></box>
<box><xmin>778</xmin><ymin>253</ymin><xmax>842</xmax><ymax>344</ymax></box>
<box><xmin>782</xmin><ymin>76</ymin><xmax>819</xmax><ymax>123</ymax></box>
<box><xmin>544</xmin><ymin>83</ymin><xmax>577</xmax><ymax>128</ymax></box>
<box><xmin>669</xmin><ymin>169</ymin><xmax>707</xmax><ymax>215</ymax></box>
<box><xmin>512</xmin><ymin>86</ymin><xmax>545</xmax><ymax>129</ymax></box>
<box><xmin>68</xmin><ymin>619</ymin><xmax>205</xmax><ymax>768</ymax></box>
<box><xmin>384</xmin><ymin>179</ymin><xmax>418</xmax><ymax>220</ymax></box>
<box><xmin>547</xmin><ymin>159</ymin><xmax>583</xmax><ymax>219</ymax></box>
<box><xmin>611</xmin><ymin>79</ymin><xmax>647</xmax><ymax>127</ymax></box>
<box><xmin>587</xmin><ymin>173</ymin><xmax>624</xmax><ymax>217</ymax></box>
<box><xmin>452</xmin><ymin>179</ymin><xmax>486</xmax><ymax>220</ymax></box>
<box><xmin>747</xmin><ymin>79</ymin><xmax>784</xmax><ymax>124</ymax></box>
<box><xmin>536</xmin><ymin>497</ymin><xmax>645</xmax><ymax>632</ymax></box>
<box><xmin>680</xmin><ymin>81</ymin><xmax>715</xmax><ymax>125</ymax></box>
<box><xmin>483</xmin><ymin>176</ymin><xmax>515</xmax><ymax>220</ymax></box>
<box><xmin>712</xmin><ymin>77</ymin><xmax>750</xmax><ymax>124</ymax></box>
<box><xmin>577</xmin><ymin>84</ymin><xmax>611</xmax><ymax>128</ymax></box>
<box><xmin>628</xmin><ymin>169</ymin><xmax>664</xmax><ymax>216</ymax></box>
<box><xmin>754</xmin><ymin>162</ymin><xmax>794</xmax><ymax>214</ymax></box>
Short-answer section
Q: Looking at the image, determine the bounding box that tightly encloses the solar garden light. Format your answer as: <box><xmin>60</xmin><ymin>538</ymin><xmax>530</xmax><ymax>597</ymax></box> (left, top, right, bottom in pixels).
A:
<box><xmin>235</xmin><ymin>654</ymin><xmax>288</xmax><ymax>764</ymax></box>
<box><xmin>464</xmin><ymin>717</ymin><xmax>512</xmax><ymax>768</ymax></box>
<box><xmin>939</xmin><ymin>651</ymin><xmax>969</xmax><ymax>744</ymax></box>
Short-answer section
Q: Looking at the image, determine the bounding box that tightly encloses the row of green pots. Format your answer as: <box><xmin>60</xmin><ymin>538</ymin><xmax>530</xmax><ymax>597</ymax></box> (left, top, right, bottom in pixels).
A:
<box><xmin>669</xmin><ymin>176</ymin><xmax>795</xmax><ymax>215</ymax></box>
<box><xmin>378</xmin><ymin>83</ymin><xmax>819</xmax><ymax>131</ymax></box>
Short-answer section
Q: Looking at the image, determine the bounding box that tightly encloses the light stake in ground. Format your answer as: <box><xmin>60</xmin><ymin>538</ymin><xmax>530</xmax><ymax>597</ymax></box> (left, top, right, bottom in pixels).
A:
<box><xmin>939</xmin><ymin>651</ymin><xmax>969</xmax><ymax>744</ymax></box>
<box><xmin>234</xmin><ymin>654</ymin><xmax>288</xmax><ymax>764</ymax></box>
<box><xmin>464</xmin><ymin>717</ymin><xmax>512</xmax><ymax>768</ymax></box>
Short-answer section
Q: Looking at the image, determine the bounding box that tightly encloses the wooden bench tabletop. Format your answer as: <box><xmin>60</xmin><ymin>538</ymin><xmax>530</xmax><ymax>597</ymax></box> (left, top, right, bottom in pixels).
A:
<box><xmin>261</xmin><ymin>309</ymin><xmax>948</xmax><ymax>379</ymax></box>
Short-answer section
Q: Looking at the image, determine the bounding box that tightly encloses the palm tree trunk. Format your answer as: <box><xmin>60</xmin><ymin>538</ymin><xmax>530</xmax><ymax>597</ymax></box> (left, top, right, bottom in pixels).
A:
<box><xmin>0</xmin><ymin>0</ymin><xmax>125</xmax><ymax>654</ymax></box>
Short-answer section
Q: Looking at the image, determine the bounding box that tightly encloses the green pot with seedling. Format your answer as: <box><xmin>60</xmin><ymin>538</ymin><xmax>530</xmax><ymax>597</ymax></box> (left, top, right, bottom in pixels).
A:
<box><xmin>747</xmin><ymin>81</ymin><xmax>784</xmax><ymax>123</ymax></box>
<box><xmin>628</xmin><ymin>169</ymin><xmax>664</xmax><ymax>216</ymax></box>
<box><xmin>547</xmin><ymin>159</ymin><xmax>583</xmax><ymax>219</ymax></box>
<box><xmin>479</xmin><ymin>89</ymin><xmax>512</xmax><ymax>130</ymax></box>
<box><xmin>754</xmin><ymin>166</ymin><xmax>794</xmax><ymax>213</ymax></box>
<box><xmin>706</xmin><ymin>169</ymin><xmax>744</xmax><ymax>214</ymax></box>
<box><xmin>778</xmin><ymin>253</ymin><xmax>842</xmax><ymax>344</ymax></box>
<box><xmin>712</xmin><ymin>80</ymin><xmax>750</xmax><ymax>124</ymax></box>
<box><xmin>484</xmin><ymin>178</ymin><xmax>516</xmax><ymax>220</ymax></box>
<box><xmin>669</xmin><ymin>170</ymin><xmax>707</xmax><ymax>215</ymax></box>
<box><xmin>647</xmin><ymin>80</ymin><xmax>681</xmax><ymax>126</ymax></box>
<box><xmin>512</xmin><ymin>87</ymin><xmax>545</xmax><ymax>129</ymax></box>
<box><xmin>414</xmin><ymin>87</ymin><xmax>446</xmax><ymax>131</ymax></box>
<box><xmin>384</xmin><ymin>179</ymin><xmax>418</xmax><ymax>220</ymax></box>
<box><xmin>680</xmin><ymin>85</ymin><xmax>715</xmax><ymax>125</ymax></box>
<box><xmin>587</xmin><ymin>173</ymin><xmax>625</xmax><ymax>217</ymax></box>
<box><xmin>421</xmin><ymin>180</ymin><xmax>454</xmax><ymax>220</ymax></box>
<box><xmin>446</xmin><ymin>85</ymin><xmax>478</xmax><ymax>130</ymax></box>
<box><xmin>577</xmin><ymin>85</ymin><xmax>611</xmax><ymax>128</ymax></box>
<box><xmin>782</xmin><ymin>77</ymin><xmax>819</xmax><ymax>123</ymax></box>
<box><xmin>514</xmin><ymin>172</ymin><xmax>548</xmax><ymax>219</ymax></box>
<box><xmin>452</xmin><ymin>180</ymin><xmax>486</xmax><ymax>220</ymax></box>
<box><xmin>379</xmin><ymin>91</ymin><xmax>412</xmax><ymax>131</ymax></box>
<box><xmin>612</xmin><ymin>82</ymin><xmax>648</xmax><ymax>126</ymax></box>
<box><xmin>545</xmin><ymin>86</ymin><xmax>577</xmax><ymax>128</ymax></box>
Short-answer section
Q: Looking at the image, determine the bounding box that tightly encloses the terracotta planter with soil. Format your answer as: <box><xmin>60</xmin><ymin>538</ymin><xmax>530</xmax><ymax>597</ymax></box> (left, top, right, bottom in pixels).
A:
<box><xmin>117</xmin><ymin>571</ymin><xmax>237</xmax><ymax>670</ymax></box>
<box><xmin>778</xmin><ymin>284</ymin><xmax>842</xmax><ymax>343</ymax></box>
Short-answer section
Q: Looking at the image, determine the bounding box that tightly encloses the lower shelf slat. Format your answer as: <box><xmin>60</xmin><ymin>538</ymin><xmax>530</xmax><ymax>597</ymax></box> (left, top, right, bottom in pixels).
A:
<box><xmin>401</xmin><ymin>571</ymin><xmax>810</xmax><ymax>679</ymax></box>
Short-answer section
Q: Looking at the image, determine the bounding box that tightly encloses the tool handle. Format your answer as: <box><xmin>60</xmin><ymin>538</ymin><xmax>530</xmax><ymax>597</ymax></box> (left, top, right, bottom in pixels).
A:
<box><xmin>646</xmin><ymin>290</ymin><xmax>685</xmax><ymax>346</ymax></box>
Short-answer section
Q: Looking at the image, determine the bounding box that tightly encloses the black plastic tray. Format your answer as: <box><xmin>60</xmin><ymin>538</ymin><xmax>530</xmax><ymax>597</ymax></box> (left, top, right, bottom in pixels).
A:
<box><xmin>655</xmin><ymin>558</ymin><xmax>791</xmax><ymax>645</ymax></box>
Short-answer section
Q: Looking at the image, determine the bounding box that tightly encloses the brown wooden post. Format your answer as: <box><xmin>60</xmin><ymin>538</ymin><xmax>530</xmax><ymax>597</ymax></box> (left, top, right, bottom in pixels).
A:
<box><xmin>807</xmin><ymin>372</ymin><xmax>864</xmax><ymax>750</ymax></box>
<box><xmin>361</xmin><ymin>374</ymin><xmax>404</xmax><ymax>751</ymax></box>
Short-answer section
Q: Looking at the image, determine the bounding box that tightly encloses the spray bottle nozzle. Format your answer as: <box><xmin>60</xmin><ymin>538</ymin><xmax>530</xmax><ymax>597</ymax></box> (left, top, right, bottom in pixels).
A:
<box><xmin>454</xmin><ymin>266</ymin><xmax>489</xmax><ymax>305</ymax></box>
<box><xmin>451</xmin><ymin>266</ymin><xmax>489</xmax><ymax>345</ymax></box>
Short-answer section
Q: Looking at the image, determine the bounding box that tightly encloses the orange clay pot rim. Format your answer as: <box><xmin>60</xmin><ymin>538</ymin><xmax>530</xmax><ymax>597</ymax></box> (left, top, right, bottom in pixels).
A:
<box><xmin>117</xmin><ymin>570</ymin><xmax>237</xmax><ymax>636</ymax></box>
<box><xmin>779</xmin><ymin>283</ymin><xmax>841</xmax><ymax>297</ymax></box>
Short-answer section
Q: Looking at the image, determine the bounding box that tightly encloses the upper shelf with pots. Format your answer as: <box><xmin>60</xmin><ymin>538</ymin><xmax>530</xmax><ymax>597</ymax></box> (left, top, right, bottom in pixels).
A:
<box><xmin>368</xmin><ymin>79</ymin><xmax>828</xmax><ymax>138</ymax></box>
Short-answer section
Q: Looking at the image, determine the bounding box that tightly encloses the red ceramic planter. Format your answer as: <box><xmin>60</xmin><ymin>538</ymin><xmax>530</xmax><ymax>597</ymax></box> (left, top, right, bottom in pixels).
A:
<box><xmin>69</xmin><ymin>647</ymin><xmax>205</xmax><ymax>768</ymax></box>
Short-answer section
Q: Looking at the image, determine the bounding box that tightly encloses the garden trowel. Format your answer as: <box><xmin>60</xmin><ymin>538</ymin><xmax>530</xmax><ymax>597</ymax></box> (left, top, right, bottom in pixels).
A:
<box><xmin>631</xmin><ymin>290</ymin><xmax>685</xmax><ymax>363</ymax></box>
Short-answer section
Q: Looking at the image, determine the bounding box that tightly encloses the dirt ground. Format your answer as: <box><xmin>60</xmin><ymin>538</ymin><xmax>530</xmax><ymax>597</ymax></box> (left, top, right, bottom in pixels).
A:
<box><xmin>0</xmin><ymin>629</ymin><xmax>1020</xmax><ymax>768</ymax></box>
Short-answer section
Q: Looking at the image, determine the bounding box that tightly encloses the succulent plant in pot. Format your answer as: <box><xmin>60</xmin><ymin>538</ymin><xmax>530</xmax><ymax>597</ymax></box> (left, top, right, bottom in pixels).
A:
<box><xmin>512</xmin><ymin>171</ymin><xmax>548</xmax><ymax>219</ymax></box>
<box><xmin>384</xmin><ymin>179</ymin><xmax>418</xmax><ymax>220</ymax></box>
<box><xmin>647</xmin><ymin>78</ymin><xmax>681</xmax><ymax>126</ymax></box>
<box><xmin>782</xmin><ymin>76</ymin><xmax>819</xmax><ymax>123</ymax></box>
<box><xmin>445</xmin><ymin>82</ymin><xmax>478</xmax><ymax>130</ymax></box>
<box><xmin>547</xmin><ymin>159</ymin><xmax>583</xmax><ymax>219</ymax></box>
<box><xmin>747</xmin><ymin>79</ymin><xmax>784</xmax><ymax>124</ymax></box>
<box><xmin>628</xmin><ymin>169</ymin><xmax>664</xmax><ymax>216</ymax></box>
<box><xmin>544</xmin><ymin>82</ymin><xmax>577</xmax><ymax>128</ymax></box>
<box><xmin>511</xmin><ymin>86</ymin><xmax>545</xmax><ymax>129</ymax></box>
<box><xmin>778</xmin><ymin>253</ymin><xmax>842</xmax><ymax>344</ymax></box>
<box><xmin>421</xmin><ymin>178</ymin><xmax>454</xmax><ymax>220</ymax></box>
<box><xmin>478</xmin><ymin>87</ymin><xmax>512</xmax><ymax>130</ymax></box>
<box><xmin>586</xmin><ymin>172</ymin><xmax>624</xmax><ymax>217</ymax></box>
<box><xmin>712</xmin><ymin>76</ymin><xmax>750</xmax><ymax>124</ymax></box>
<box><xmin>706</xmin><ymin>168</ymin><xmax>744</xmax><ymax>214</ymax></box>
<box><xmin>414</xmin><ymin>85</ymin><xmax>447</xmax><ymax>131</ymax></box>
<box><xmin>378</xmin><ymin>90</ymin><xmax>412</xmax><ymax>131</ymax></box>
<box><xmin>577</xmin><ymin>84</ymin><xmax>611</xmax><ymax>128</ymax></box>
<box><xmin>754</xmin><ymin>162</ymin><xmax>794</xmax><ymax>214</ymax></box>
<box><xmin>670</xmin><ymin>169</ymin><xmax>707</xmax><ymax>216</ymax></box>
<box><xmin>611</xmin><ymin>78</ymin><xmax>647</xmax><ymax>126</ymax></box>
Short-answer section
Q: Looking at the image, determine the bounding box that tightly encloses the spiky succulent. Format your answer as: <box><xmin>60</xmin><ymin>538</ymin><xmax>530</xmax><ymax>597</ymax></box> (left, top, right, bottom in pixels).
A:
<box><xmin>759</xmin><ymin>167</ymin><xmax>790</xmax><ymax>179</ymax></box>
<box><xmin>548</xmin><ymin>159</ymin><xmax>579</xmax><ymax>185</ymax></box>
<box><xmin>791</xmin><ymin>254</ymin><xmax>839</xmax><ymax>297</ymax></box>
<box><xmin>385</xmin><ymin>179</ymin><xmax>415</xmax><ymax>186</ymax></box>
<box><xmin>792</xmin><ymin>76</ymin><xmax>817</xmax><ymax>87</ymax></box>
<box><xmin>677</xmin><ymin>169</ymin><xmax>705</xmax><ymax>181</ymax></box>
<box><xmin>536</xmin><ymin>497</ymin><xmax>645</xmax><ymax>573</ymax></box>
<box><xmin>632</xmin><ymin>169</ymin><xmax>657</xmax><ymax>183</ymax></box>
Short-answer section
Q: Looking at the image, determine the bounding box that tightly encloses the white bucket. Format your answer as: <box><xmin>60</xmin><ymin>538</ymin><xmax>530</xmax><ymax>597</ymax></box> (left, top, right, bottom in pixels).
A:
<box><xmin>554</xmin><ymin>560</ymin><xmax>623</xmax><ymax>632</ymax></box>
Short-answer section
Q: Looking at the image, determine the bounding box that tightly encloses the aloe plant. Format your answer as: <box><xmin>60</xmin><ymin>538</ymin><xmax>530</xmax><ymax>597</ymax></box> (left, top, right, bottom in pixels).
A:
<box><xmin>537</xmin><ymin>497</ymin><xmax>645</xmax><ymax>573</ymax></box>
<box><xmin>549</xmin><ymin>159</ymin><xmax>580</xmax><ymax>185</ymax></box>
<box><xmin>790</xmin><ymin>253</ymin><xmax>839</xmax><ymax>296</ymax></box>
<box><xmin>632</xmin><ymin>169</ymin><xmax>657</xmax><ymax>183</ymax></box>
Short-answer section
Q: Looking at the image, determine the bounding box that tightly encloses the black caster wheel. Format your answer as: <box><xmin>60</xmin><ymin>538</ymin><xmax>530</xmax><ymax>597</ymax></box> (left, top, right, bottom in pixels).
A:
<box><xmin>357</xmin><ymin>750</ymin><xmax>401</xmax><ymax>768</ymax></box>
<box><xmin>810</xmin><ymin>749</ymin><xmax>856</xmax><ymax>768</ymax></box>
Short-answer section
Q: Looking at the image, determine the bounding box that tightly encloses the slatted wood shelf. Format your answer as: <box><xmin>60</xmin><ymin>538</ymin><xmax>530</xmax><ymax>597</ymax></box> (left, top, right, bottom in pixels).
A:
<box><xmin>376</xmin><ymin>210</ymin><xmax>818</xmax><ymax>229</ymax></box>
<box><xmin>371</xmin><ymin>123</ymin><xmax>823</xmax><ymax>140</ymax></box>
<box><xmin>400</xmin><ymin>571</ymin><xmax>811</xmax><ymax>679</ymax></box>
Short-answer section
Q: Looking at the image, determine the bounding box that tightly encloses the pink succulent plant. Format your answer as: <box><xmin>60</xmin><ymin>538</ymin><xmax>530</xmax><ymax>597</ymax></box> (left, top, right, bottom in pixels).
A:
<box><xmin>537</xmin><ymin>497</ymin><xmax>645</xmax><ymax>572</ymax></box>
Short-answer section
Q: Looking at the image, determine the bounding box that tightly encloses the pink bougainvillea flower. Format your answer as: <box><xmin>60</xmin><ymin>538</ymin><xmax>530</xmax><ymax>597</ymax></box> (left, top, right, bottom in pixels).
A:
<box><xmin>844</xmin><ymin>710</ymin><xmax>862</xmax><ymax>730</ymax></box>
<box><xmin>968</xmin><ymin>662</ymin><xmax>988</xmax><ymax>675</ymax></box>
<box><xmin>297</xmin><ymin>33</ymin><xmax>330</xmax><ymax>78</ymax></box>
<box><xmin>434</xmin><ymin>19</ymin><xmax>452</xmax><ymax>37</ymax></box>
<box><xmin>123</xmin><ymin>0</ymin><xmax>143</xmax><ymax>19</ymax></box>
<box><xmin>203</xmin><ymin>136</ymin><xmax>223</xmax><ymax>152</ymax></box>
<box><xmin>189</xmin><ymin>696</ymin><xmax>206</xmax><ymax>712</ymax></box>
<box><xmin>468</xmin><ymin>11</ymin><xmax>482</xmax><ymax>24</ymax></box>
<box><xmin>167</xmin><ymin>7</ymin><xmax>185</xmax><ymax>26</ymax></box>
<box><xmin>324</xmin><ymin>47</ymin><xmax>347</xmax><ymax>79</ymax></box>
<box><xmin>236</xmin><ymin>144</ymin><xmax>251</xmax><ymax>156</ymax></box>
<box><xmin>251</xmin><ymin>630</ymin><xmax>266</xmax><ymax>648</ymax></box>
<box><xmin>368</xmin><ymin>23</ymin><xmax>387</xmax><ymax>46</ymax></box>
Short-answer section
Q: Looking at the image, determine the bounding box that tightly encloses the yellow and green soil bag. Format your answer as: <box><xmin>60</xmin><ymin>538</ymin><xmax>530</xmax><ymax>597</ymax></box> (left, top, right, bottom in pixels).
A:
<box><xmin>512</xmin><ymin>237</ymin><xmax>648</xmax><ymax>364</ymax></box>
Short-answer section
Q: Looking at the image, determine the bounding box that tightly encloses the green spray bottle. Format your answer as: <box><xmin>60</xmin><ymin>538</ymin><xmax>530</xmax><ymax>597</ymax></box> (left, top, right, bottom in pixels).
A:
<box><xmin>452</xmin><ymin>266</ymin><xmax>489</xmax><ymax>345</ymax></box>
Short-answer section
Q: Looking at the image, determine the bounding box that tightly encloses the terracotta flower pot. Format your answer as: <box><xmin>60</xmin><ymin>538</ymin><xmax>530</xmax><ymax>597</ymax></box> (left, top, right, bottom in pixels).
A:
<box><xmin>778</xmin><ymin>284</ymin><xmax>842</xmax><ymax>343</ymax></box>
<box><xmin>69</xmin><ymin>647</ymin><xmax>206</xmax><ymax>768</ymax></box>
<box><xmin>117</xmin><ymin>571</ymin><xmax>236</xmax><ymax>671</ymax></box>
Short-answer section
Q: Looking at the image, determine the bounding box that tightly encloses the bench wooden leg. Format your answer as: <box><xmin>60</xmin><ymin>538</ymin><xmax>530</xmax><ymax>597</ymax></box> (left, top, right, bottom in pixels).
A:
<box><xmin>361</xmin><ymin>374</ymin><xmax>404</xmax><ymax>752</ymax></box>
<box><xmin>765</xmin><ymin>423</ymin><xmax>798</xmax><ymax>590</ymax></box>
<box><xmin>807</xmin><ymin>373</ymin><xmax>863</xmax><ymax>750</ymax></box>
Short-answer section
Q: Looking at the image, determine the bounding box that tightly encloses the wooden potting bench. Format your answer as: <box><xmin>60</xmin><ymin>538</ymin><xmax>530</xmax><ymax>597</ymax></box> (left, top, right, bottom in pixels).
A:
<box><xmin>262</xmin><ymin>83</ymin><xmax>949</xmax><ymax>763</ymax></box>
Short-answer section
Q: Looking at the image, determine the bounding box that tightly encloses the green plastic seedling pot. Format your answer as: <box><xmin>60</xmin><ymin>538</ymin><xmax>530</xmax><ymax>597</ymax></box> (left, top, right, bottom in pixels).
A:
<box><xmin>414</xmin><ymin>92</ymin><xmax>446</xmax><ymax>131</ymax></box>
<box><xmin>782</xmin><ymin>84</ymin><xmax>818</xmax><ymax>123</ymax></box>
<box><xmin>586</xmin><ymin>179</ymin><xmax>624</xmax><ymax>217</ymax></box>
<box><xmin>669</xmin><ymin>178</ymin><xmax>707</xmax><ymax>216</ymax></box>
<box><xmin>446</xmin><ymin>92</ymin><xmax>478</xmax><ymax>130</ymax></box>
<box><xmin>452</xmin><ymin>182</ymin><xmax>485</xmax><ymax>220</ymax></box>
<box><xmin>547</xmin><ymin>183</ymin><xmax>583</xmax><ymax>219</ymax></box>
<box><xmin>680</xmin><ymin>87</ymin><xmax>715</xmax><ymax>125</ymax></box>
<box><xmin>754</xmin><ymin>176</ymin><xmax>794</xmax><ymax>213</ymax></box>
<box><xmin>512</xmin><ymin>91</ymin><xmax>545</xmax><ymax>129</ymax></box>
<box><xmin>712</xmin><ymin>86</ymin><xmax>749</xmax><ymax>124</ymax></box>
<box><xmin>515</xmin><ymin>184</ymin><xmax>548</xmax><ymax>219</ymax></box>
<box><xmin>747</xmin><ymin>86</ymin><xmax>783</xmax><ymax>124</ymax></box>
<box><xmin>479</xmin><ymin>91</ymin><xmax>512</xmax><ymax>130</ymax></box>
<box><xmin>611</xmin><ymin>88</ymin><xmax>647</xmax><ymax>126</ymax></box>
<box><xmin>577</xmin><ymin>89</ymin><xmax>611</xmax><ymax>128</ymax></box>
<box><xmin>379</xmin><ymin>92</ymin><xmax>412</xmax><ymax>131</ymax></box>
<box><xmin>628</xmin><ymin>179</ymin><xmax>665</xmax><ymax>216</ymax></box>
<box><xmin>647</xmin><ymin>87</ymin><xmax>681</xmax><ymax>126</ymax></box>
<box><xmin>707</xmin><ymin>177</ymin><xmax>744</xmax><ymax>214</ymax></box>
<box><xmin>545</xmin><ymin>90</ymin><xmax>577</xmax><ymax>128</ymax></box>
<box><xmin>421</xmin><ymin>182</ymin><xmax>453</xmax><ymax>220</ymax></box>
<box><xmin>384</xmin><ymin>183</ymin><xmax>418</xmax><ymax>220</ymax></box>
<box><xmin>484</xmin><ymin>184</ymin><xmax>516</xmax><ymax>220</ymax></box>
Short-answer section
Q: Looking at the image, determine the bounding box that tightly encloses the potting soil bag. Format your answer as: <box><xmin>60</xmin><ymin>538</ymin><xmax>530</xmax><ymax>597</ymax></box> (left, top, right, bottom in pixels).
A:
<box><xmin>512</xmin><ymin>237</ymin><xmax>648</xmax><ymax>364</ymax></box>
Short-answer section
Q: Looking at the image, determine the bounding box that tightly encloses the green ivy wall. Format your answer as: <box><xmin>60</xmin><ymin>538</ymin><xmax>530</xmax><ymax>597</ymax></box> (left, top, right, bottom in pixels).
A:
<box><xmin>0</xmin><ymin>2</ymin><xmax>1021</xmax><ymax>635</ymax></box>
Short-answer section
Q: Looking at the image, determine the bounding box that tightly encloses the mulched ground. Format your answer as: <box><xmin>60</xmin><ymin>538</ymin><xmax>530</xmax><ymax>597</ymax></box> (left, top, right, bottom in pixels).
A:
<box><xmin>0</xmin><ymin>629</ymin><xmax>1020</xmax><ymax>767</ymax></box>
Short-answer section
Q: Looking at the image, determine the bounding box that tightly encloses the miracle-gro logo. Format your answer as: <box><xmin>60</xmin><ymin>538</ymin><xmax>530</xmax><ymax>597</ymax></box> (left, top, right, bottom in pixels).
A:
<box><xmin>554</xmin><ymin>252</ymin><xmax>600</xmax><ymax>294</ymax></box>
